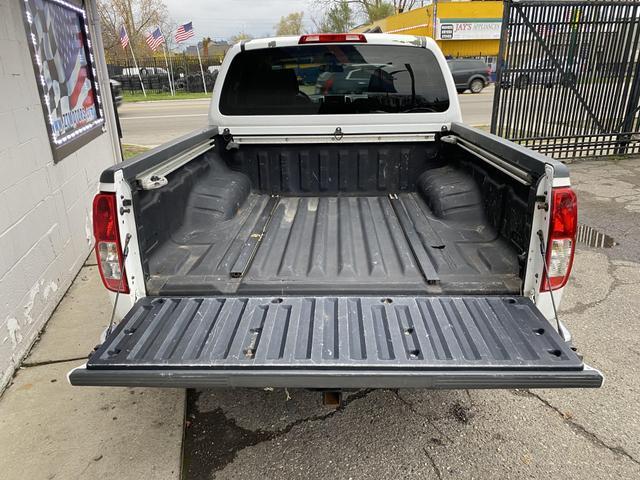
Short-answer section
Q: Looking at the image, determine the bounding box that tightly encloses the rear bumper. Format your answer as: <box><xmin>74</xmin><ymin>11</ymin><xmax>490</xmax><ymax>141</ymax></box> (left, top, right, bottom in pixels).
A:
<box><xmin>68</xmin><ymin>364</ymin><xmax>603</xmax><ymax>389</ymax></box>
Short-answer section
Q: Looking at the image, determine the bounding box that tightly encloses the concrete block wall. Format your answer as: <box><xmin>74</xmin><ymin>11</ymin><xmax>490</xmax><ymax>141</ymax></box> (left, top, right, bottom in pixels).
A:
<box><xmin>0</xmin><ymin>0</ymin><xmax>120</xmax><ymax>390</ymax></box>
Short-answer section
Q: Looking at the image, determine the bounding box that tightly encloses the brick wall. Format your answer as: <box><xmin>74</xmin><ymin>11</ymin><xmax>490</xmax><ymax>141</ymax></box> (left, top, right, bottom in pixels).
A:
<box><xmin>0</xmin><ymin>0</ymin><xmax>119</xmax><ymax>390</ymax></box>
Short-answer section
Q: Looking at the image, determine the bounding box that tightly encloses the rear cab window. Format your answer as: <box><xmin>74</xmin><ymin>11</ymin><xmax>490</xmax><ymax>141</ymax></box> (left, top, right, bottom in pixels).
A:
<box><xmin>220</xmin><ymin>44</ymin><xmax>450</xmax><ymax>116</ymax></box>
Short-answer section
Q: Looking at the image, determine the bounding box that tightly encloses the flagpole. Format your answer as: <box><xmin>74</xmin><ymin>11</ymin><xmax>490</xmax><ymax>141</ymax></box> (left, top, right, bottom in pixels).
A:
<box><xmin>161</xmin><ymin>43</ymin><xmax>175</xmax><ymax>96</ymax></box>
<box><xmin>128</xmin><ymin>42</ymin><xmax>147</xmax><ymax>97</ymax></box>
<box><xmin>196</xmin><ymin>42</ymin><xmax>208</xmax><ymax>94</ymax></box>
<box><xmin>164</xmin><ymin>29</ymin><xmax>176</xmax><ymax>96</ymax></box>
<box><xmin>167</xmin><ymin>45</ymin><xmax>177</xmax><ymax>96</ymax></box>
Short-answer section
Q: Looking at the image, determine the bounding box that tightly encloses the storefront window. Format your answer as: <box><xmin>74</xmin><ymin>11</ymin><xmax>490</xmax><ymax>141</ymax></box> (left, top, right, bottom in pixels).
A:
<box><xmin>23</xmin><ymin>0</ymin><xmax>104</xmax><ymax>161</ymax></box>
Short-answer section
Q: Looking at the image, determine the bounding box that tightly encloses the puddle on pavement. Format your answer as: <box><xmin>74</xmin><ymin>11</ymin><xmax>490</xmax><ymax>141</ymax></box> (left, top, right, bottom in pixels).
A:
<box><xmin>181</xmin><ymin>389</ymin><xmax>274</xmax><ymax>480</ymax></box>
<box><xmin>576</xmin><ymin>224</ymin><xmax>616</xmax><ymax>248</ymax></box>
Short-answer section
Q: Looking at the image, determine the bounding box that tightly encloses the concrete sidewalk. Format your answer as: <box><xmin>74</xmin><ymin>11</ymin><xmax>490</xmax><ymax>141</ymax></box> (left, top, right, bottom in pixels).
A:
<box><xmin>0</xmin><ymin>261</ymin><xmax>184</xmax><ymax>480</ymax></box>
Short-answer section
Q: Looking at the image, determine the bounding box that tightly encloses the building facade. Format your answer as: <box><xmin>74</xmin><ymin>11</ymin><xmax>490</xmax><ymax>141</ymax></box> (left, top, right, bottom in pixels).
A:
<box><xmin>354</xmin><ymin>1</ymin><xmax>503</xmax><ymax>60</ymax></box>
<box><xmin>0</xmin><ymin>0</ymin><xmax>121</xmax><ymax>390</ymax></box>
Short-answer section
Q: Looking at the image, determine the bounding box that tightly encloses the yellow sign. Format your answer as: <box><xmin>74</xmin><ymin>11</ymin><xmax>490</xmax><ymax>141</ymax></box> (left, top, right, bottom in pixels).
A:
<box><xmin>353</xmin><ymin>1</ymin><xmax>504</xmax><ymax>58</ymax></box>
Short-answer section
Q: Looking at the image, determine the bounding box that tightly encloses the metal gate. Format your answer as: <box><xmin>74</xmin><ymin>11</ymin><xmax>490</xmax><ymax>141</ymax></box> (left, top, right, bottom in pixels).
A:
<box><xmin>491</xmin><ymin>0</ymin><xmax>640</xmax><ymax>159</ymax></box>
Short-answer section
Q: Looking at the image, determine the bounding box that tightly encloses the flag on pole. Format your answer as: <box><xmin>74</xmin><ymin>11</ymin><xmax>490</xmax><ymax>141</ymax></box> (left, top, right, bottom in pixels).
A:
<box><xmin>177</xmin><ymin>21</ymin><xmax>207</xmax><ymax>94</ymax></box>
<box><xmin>119</xmin><ymin>26</ymin><xmax>129</xmax><ymax>49</ymax></box>
<box><xmin>119</xmin><ymin>25</ymin><xmax>146</xmax><ymax>97</ymax></box>
<box><xmin>175</xmin><ymin>22</ymin><xmax>195</xmax><ymax>43</ymax></box>
<box><xmin>145</xmin><ymin>28</ymin><xmax>165</xmax><ymax>51</ymax></box>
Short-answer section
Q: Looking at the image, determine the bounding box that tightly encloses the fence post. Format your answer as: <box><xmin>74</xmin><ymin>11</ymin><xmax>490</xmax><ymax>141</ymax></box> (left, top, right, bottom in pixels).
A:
<box><xmin>616</xmin><ymin>56</ymin><xmax>640</xmax><ymax>155</ymax></box>
<box><xmin>491</xmin><ymin>0</ymin><xmax>511</xmax><ymax>135</ymax></box>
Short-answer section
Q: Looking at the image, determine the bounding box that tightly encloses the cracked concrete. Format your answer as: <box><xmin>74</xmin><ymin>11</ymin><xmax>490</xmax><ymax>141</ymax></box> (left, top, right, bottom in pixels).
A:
<box><xmin>570</xmin><ymin>158</ymin><xmax>640</xmax><ymax>260</ymax></box>
<box><xmin>0</xmin><ymin>259</ymin><xmax>185</xmax><ymax>480</ymax></box>
<box><xmin>24</xmin><ymin>265</ymin><xmax>110</xmax><ymax>366</ymax></box>
<box><xmin>0</xmin><ymin>360</ymin><xmax>184</xmax><ymax>480</ymax></box>
<box><xmin>530</xmin><ymin>158</ymin><xmax>640</xmax><ymax>468</ymax></box>
<box><xmin>180</xmin><ymin>159</ymin><xmax>640</xmax><ymax>480</ymax></box>
<box><xmin>182</xmin><ymin>388</ymin><xmax>375</xmax><ymax>478</ymax></box>
<box><xmin>531</xmin><ymin>253</ymin><xmax>640</xmax><ymax>465</ymax></box>
<box><xmin>570</xmin><ymin>159</ymin><xmax>640</xmax><ymax>212</ymax></box>
<box><xmin>186</xmin><ymin>383</ymin><xmax>640</xmax><ymax>480</ymax></box>
<box><xmin>523</xmin><ymin>390</ymin><xmax>640</xmax><ymax>467</ymax></box>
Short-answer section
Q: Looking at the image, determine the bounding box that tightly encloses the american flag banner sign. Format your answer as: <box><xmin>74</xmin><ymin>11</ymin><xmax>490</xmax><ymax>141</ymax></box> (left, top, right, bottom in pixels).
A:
<box><xmin>23</xmin><ymin>0</ymin><xmax>102</xmax><ymax>147</ymax></box>
<box><xmin>146</xmin><ymin>28</ymin><xmax>165</xmax><ymax>51</ymax></box>
<box><xmin>119</xmin><ymin>25</ymin><xmax>129</xmax><ymax>49</ymax></box>
<box><xmin>175</xmin><ymin>22</ymin><xmax>195</xmax><ymax>43</ymax></box>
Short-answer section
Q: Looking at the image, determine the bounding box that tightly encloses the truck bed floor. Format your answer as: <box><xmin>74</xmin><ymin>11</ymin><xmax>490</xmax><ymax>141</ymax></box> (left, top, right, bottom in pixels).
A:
<box><xmin>146</xmin><ymin>192</ymin><xmax>520</xmax><ymax>295</ymax></box>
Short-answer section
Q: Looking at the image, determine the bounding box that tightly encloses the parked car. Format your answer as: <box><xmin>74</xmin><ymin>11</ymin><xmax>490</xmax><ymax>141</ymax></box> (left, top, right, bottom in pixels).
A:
<box><xmin>447</xmin><ymin>58</ymin><xmax>492</xmax><ymax>94</ymax></box>
<box><xmin>109</xmin><ymin>79</ymin><xmax>122</xmax><ymax>108</ymax></box>
<box><xmin>503</xmin><ymin>58</ymin><xmax>580</xmax><ymax>89</ymax></box>
<box><xmin>69</xmin><ymin>34</ymin><xmax>602</xmax><ymax>393</ymax></box>
<box><xmin>315</xmin><ymin>63</ymin><xmax>387</xmax><ymax>94</ymax></box>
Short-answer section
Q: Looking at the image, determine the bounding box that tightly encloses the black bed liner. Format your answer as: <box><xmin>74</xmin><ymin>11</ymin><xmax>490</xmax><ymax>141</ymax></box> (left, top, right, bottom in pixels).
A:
<box><xmin>146</xmin><ymin>192</ymin><xmax>522</xmax><ymax>296</ymax></box>
<box><xmin>69</xmin><ymin>295</ymin><xmax>603</xmax><ymax>389</ymax></box>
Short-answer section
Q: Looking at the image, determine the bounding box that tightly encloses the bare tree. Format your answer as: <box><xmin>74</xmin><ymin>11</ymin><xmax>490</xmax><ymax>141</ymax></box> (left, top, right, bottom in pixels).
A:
<box><xmin>363</xmin><ymin>1</ymin><xmax>394</xmax><ymax>22</ymax></box>
<box><xmin>158</xmin><ymin>18</ymin><xmax>181</xmax><ymax>53</ymax></box>
<box><xmin>98</xmin><ymin>0</ymin><xmax>169</xmax><ymax>59</ymax></box>
<box><xmin>275</xmin><ymin>12</ymin><xmax>306</xmax><ymax>36</ymax></box>
<box><xmin>313</xmin><ymin>0</ymin><xmax>419</xmax><ymax>24</ymax></box>
<box><xmin>313</xmin><ymin>0</ymin><xmax>354</xmax><ymax>33</ymax></box>
<box><xmin>395</xmin><ymin>0</ymin><xmax>418</xmax><ymax>13</ymax></box>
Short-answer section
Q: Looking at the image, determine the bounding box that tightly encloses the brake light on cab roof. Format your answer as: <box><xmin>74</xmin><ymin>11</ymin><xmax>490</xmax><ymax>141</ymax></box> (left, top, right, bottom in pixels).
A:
<box><xmin>299</xmin><ymin>33</ymin><xmax>367</xmax><ymax>44</ymax></box>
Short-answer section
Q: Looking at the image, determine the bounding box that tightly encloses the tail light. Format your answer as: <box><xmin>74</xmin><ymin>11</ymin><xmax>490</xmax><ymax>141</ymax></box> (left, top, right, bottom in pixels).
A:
<box><xmin>541</xmin><ymin>187</ymin><xmax>577</xmax><ymax>291</ymax></box>
<box><xmin>93</xmin><ymin>193</ymin><xmax>129</xmax><ymax>293</ymax></box>
<box><xmin>299</xmin><ymin>33</ymin><xmax>366</xmax><ymax>44</ymax></box>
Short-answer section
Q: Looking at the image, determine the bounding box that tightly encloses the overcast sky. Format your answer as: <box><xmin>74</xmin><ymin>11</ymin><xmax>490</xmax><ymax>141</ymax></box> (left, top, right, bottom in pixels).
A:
<box><xmin>164</xmin><ymin>0</ymin><xmax>319</xmax><ymax>42</ymax></box>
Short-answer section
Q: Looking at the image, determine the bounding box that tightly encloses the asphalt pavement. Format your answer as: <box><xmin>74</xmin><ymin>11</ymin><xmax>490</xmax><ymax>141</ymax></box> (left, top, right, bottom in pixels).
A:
<box><xmin>119</xmin><ymin>87</ymin><xmax>495</xmax><ymax>148</ymax></box>
<box><xmin>119</xmin><ymin>99</ymin><xmax>211</xmax><ymax>147</ymax></box>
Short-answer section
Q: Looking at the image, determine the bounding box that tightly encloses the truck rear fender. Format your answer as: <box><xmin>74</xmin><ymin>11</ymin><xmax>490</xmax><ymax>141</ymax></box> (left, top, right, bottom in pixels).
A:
<box><xmin>112</xmin><ymin>169</ymin><xmax>146</xmax><ymax>309</ymax></box>
<box><xmin>524</xmin><ymin>163</ymin><xmax>574</xmax><ymax>322</ymax></box>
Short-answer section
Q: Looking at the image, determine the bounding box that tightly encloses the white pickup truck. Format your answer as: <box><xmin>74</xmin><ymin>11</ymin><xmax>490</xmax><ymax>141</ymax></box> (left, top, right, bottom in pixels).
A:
<box><xmin>69</xmin><ymin>34</ymin><xmax>603</xmax><ymax>390</ymax></box>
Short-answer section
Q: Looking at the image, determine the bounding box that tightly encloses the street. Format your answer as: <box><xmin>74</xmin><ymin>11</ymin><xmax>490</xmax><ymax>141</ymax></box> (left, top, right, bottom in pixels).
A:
<box><xmin>119</xmin><ymin>99</ymin><xmax>211</xmax><ymax>147</ymax></box>
<box><xmin>119</xmin><ymin>87</ymin><xmax>495</xmax><ymax>147</ymax></box>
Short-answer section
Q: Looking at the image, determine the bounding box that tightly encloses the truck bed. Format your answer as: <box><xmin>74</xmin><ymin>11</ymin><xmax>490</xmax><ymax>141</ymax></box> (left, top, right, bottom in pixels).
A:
<box><xmin>140</xmin><ymin>145</ymin><xmax>523</xmax><ymax>296</ymax></box>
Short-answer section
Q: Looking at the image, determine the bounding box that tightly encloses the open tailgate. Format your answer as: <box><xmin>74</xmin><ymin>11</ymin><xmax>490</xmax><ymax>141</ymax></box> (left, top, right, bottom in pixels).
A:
<box><xmin>69</xmin><ymin>296</ymin><xmax>602</xmax><ymax>389</ymax></box>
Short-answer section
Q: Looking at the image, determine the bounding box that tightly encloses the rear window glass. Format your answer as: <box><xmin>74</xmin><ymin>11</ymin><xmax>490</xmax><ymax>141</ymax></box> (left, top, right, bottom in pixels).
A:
<box><xmin>220</xmin><ymin>44</ymin><xmax>450</xmax><ymax>116</ymax></box>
